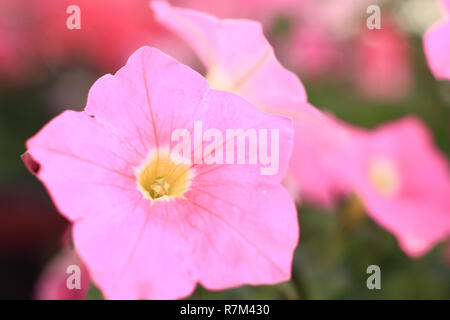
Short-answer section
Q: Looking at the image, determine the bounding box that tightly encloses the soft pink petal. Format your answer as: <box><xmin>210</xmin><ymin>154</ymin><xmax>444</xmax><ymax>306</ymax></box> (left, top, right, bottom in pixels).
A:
<box><xmin>424</xmin><ymin>0</ymin><xmax>450</xmax><ymax>80</ymax></box>
<box><xmin>85</xmin><ymin>46</ymin><xmax>210</xmax><ymax>155</ymax></box>
<box><xmin>26</xmin><ymin>110</ymin><xmax>142</xmax><ymax>221</ymax></box>
<box><xmin>442</xmin><ymin>0</ymin><xmax>450</xmax><ymax>12</ymax></box>
<box><xmin>287</xmin><ymin>109</ymin><xmax>355</xmax><ymax>205</ymax></box>
<box><xmin>424</xmin><ymin>20</ymin><xmax>450</xmax><ymax>80</ymax></box>
<box><xmin>179</xmin><ymin>91</ymin><xmax>298</xmax><ymax>287</ymax></box>
<box><xmin>184</xmin><ymin>184</ymin><xmax>298</xmax><ymax>288</ymax></box>
<box><xmin>73</xmin><ymin>200</ymin><xmax>196</xmax><ymax>299</ymax></box>
<box><xmin>188</xmin><ymin>89</ymin><xmax>295</xmax><ymax>181</ymax></box>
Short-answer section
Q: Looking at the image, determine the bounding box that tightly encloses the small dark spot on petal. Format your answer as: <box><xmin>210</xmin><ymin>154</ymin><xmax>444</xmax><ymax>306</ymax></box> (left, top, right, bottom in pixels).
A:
<box><xmin>21</xmin><ymin>151</ymin><xmax>41</xmax><ymax>175</ymax></box>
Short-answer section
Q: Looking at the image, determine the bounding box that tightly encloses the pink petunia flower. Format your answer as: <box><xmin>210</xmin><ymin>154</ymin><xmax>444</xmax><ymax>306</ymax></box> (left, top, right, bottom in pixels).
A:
<box><xmin>354</xmin><ymin>19</ymin><xmax>412</xmax><ymax>101</ymax></box>
<box><xmin>151</xmin><ymin>1</ymin><xmax>352</xmax><ymax>206</ymax></box>
<box><xmin>25</xmin><ymin>47</ymin><xmax>298</xmax><ymax>299</ymax></box>
<box><xmin>330</xmin><ymin>117</ymin><xmax>450</xmax><ymax>257</ymax></box>
<box><xmin>424</xmin><ymin>0</ymin><xmax>450</xmax><ymax>80</ymax></box>
<box><xmin>34</xmin><ymin>248</ymin><xmax>90</xmax><ymax>300</ymax></box>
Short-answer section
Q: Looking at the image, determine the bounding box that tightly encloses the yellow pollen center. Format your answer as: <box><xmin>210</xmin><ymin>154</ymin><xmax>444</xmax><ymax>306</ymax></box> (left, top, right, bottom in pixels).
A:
<box><xmin>136</xmin><ymin>149</ymin><xmax>193</xmax><ymax>203</ymax></box>
<box><xmin>368</xmin><ymin>157</ymin><xmax>401</xmax><ymax>197</ymax></box>
<box><xmin>205</xmin><ymin>67</ymin><xmax>234</xmax><ymax>92</ymax></box>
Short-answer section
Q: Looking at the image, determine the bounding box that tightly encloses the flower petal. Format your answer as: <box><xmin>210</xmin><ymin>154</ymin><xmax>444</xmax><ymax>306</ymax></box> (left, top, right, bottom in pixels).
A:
<box><xmin>184</xmin><ymin>184</ymin><xmax>298</xmax><ymax>289</ymax></box>
<box><xmin>85</xmin><ymin>46</ymin><xmax>210</xmax><ymax>154</ymax></box>
<box><xmin>424</xmin><ymin>20</ymin><xmax>450</xmax><ymax>80</ymax></box>
<box><xmin>26</xmin><ymin>110</ymin><xmax>142</xmax><ymax>221</ymax></box>
<box><xmin>73</xmin><ymin>200</ymin><xmax>195</xmax><ymax>299</ymax></box>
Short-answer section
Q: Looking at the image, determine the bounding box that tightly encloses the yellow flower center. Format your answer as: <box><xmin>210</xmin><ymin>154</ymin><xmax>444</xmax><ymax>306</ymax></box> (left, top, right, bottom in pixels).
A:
<box><xmin>206</xmin><ymin>67</ymin><xmax>234</xmax><ymax>92</ymax></box>
<box><xmin>368</xmin><ymin>157</ymin><xmax>401</xmax><ymax>197</ymax></box>
<box><xmin>136</xmin><ymin>149</ymin><xmax>193</xmax><ymax>203</ymax></box>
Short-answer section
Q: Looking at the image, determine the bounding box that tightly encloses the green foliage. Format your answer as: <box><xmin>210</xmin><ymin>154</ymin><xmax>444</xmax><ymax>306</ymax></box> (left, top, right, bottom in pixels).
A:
<box><xmin>86</xmin><ymin>284</ymin><xmax>104</xmax><ymax>300</ymax></box>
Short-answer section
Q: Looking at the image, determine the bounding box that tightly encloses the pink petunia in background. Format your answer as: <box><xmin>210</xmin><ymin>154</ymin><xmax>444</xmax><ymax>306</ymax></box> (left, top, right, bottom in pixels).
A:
<box><xmin>277</xmin><ymin>0</ymin><xmax>413</xmax><ymax>102</ymax></box>
<box><xmin>0</xmin><ymin>0</ymin><xmax>40</xmax><ymax>81</ymax></box>
<box><xmin>329</xmin><ymin>117</ymin><xmax>450</xmax><ymax>257</ymax></box>
<box><xmin>25</xmin><ymin>47</ymin><xmax>298</xmax><ymax>299</ymax></box>
<box><xmin>35</xmin><ymin>0</ymin><xmax>187</xmax><ymax>70</ymax></box>
<box><xmin>280</xmin><ymin>0</ymin><xmax>382</xmax><ymax>79</ymax></box>
<box><xmin>0</xmin><ymin>0</ymin><xmax>193</xmax><ymax>80</ymax></box>
<box><xmin>424</xmin><ymin>0</ymin><xmax>450</xmax><ymax>80</ymax></box>
<box><xmin>354</xmin><ymin>19</ymin><xmax>412</xmax><ymax>101</ymax></box>
<box><xmin>282</xmin><ymin>25</ymin><xmax>342</xmax><ymax>79</ymax></box>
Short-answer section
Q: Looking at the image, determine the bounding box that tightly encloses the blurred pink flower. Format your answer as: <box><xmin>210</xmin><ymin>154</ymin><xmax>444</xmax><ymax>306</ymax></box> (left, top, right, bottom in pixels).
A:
<box><xmin>424</xmin><ymin>0</ymin><xmax>450</xmax><ymax>80</ymax></box>
<box><xmin>331</xmin><ymin>117</ymin><xmax>450</xmax><ymax>257</ymax></box>
<box><xmin>0</xmin><ymin>0</ymin><xmax>192</xmax><ymax>79</ymax></box>
<box><xmin>152</xmin><ymin>1</ymin><xmax>351</xmax><ymax>206</ymax></box>
<box><xmin>354</xmin><ymin>20</ymin><xmax>412</xmax><ymax>100</ymax></box>
<box><xmin>295</xmin><ymin>0</ymin><xmax>379</xmax><ymax>33</ymax></box>
<box><xmin>34</xmin><ymin>248</ymin><xmax>90</xmax><ymax>300</ymax></box>
<box><xmin>25</xmin><ymin>47</ymin><xmax>298</xmax><ymax>299</ymax></box>
<box><xmin>280</xmin><ymin>0</ymin><xmax>381</xmax><ymax>79</ymax></box>
<box><xmin>0</xmin><ymin>0</ymin><xmax>39</xmax><ymax>81</ymax></box>
<box><xmin>282</xmin><ymin>25</ymin><xmax>342</xmax><ymax>79</ymax></box>
<box><xmin>289</xmin><ymin>113</ymin><xmax>356</xmax><ymax>206</ymax></box>
<box><xmin>35</xmin><ymin>0</ymin><xmax>189</xmax><ymax>70</ymax></box>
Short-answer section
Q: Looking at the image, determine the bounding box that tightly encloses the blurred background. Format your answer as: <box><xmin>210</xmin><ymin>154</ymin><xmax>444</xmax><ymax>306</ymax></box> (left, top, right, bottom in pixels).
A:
<box><xmin>1</xmin><ymin>0</ymin><xmax>449</xmax><ymax>299</ymax></box>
